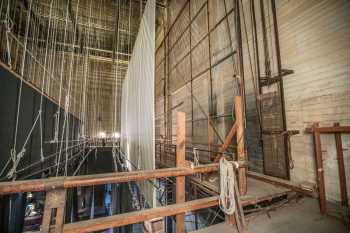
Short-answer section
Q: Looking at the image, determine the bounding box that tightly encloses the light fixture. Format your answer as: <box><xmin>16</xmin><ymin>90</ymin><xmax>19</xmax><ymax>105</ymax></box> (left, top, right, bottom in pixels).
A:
<box><xmin>112</xmin><ymin>132</ymin><xmax>120</xmax><ymax>139</ymax></box>
<box><xmin>98</xmin><ymin>131</ymin><xmax>106</xmax><ymax>138</ymax></box>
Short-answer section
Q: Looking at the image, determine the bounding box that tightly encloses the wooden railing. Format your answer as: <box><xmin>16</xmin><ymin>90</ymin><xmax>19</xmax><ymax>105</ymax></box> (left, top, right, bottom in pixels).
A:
<box><xmin>0</xmin><ymin>111</ymin><xmax>247</xmax><ymax>233</ymax></box>
<box><xmin>305</xmin><ymin>123</ymin><xmax>350</xmax><ymax>214</ymax></box>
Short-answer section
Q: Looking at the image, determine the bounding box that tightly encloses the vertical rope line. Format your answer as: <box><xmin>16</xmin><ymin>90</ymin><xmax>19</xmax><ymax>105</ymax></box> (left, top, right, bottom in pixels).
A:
<box><xmin>64</xmin><ymin>0</ymin><xmax>80</xmax><ymax>176</ymax></box>
<box><xmin>12</xmin><ymin>0</ymin><xmax>33</xmax><ymax>159</ymax></box>
<box><xmin>56</xmin><ymin>0</ymin><xmax>71</xmax><ymax>175</ymax></box>
<box><xmin>113</xmin><ymin>0</ymin><xmax>121</xmax><ymax>137</ymax></box>
<box><xmin>38</xmin><ymin>0</ymin><xmax>55</xmax><ymax>162</ymax></box>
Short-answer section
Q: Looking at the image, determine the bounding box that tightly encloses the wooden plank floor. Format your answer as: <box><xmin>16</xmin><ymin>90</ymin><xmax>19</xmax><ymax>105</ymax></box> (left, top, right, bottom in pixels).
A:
<box><xmin>191</xmin><ymin>198</ymin><xmax>349</xmax><ymax>233</ymax></box>
<box><xmin>191</xmin><ymin>176</ymin><xmax>292</xmax><ymax>206</ymax></box>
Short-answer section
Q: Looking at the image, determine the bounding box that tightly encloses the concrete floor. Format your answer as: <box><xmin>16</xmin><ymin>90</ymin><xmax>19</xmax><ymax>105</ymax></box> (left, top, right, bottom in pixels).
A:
<box><xmin>192</xmin><ymin>198</ymin><xmax>349</xmax><ymax>233</ymax></box>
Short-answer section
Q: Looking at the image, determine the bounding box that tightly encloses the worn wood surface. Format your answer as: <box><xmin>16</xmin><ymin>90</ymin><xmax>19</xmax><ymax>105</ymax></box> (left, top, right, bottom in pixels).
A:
<box><xmin>0</xmin><ymin>165</ymin><xmax>220</xmax><ymax>195</ymax></box>
<box><xmin>176</xmin><ymin>112</ymin><xmax>186</xmax><ymax>233</ymax></box>
<box><xmin>334</xmin><ymin>123</ymin><xmax>348</xmax><ymax>207</ymax></box>
<box><xmin>312</xmin><ymin>123</ymin><xmax>327</xmax><ymax>214</ymax></box>
<box><xmin>41</xmin><ymin>189</ymin><xmax>66</xmax><ymax>233</ymax></box>
<box><xmin>63</xmin><ymin>196</ymin><xmax>218</xmax><ymax>233</ymax></box>
<box><xmin>191</xmin><ymin>176</ymin><xmax>302</xmax><ymax>207</ymax></box>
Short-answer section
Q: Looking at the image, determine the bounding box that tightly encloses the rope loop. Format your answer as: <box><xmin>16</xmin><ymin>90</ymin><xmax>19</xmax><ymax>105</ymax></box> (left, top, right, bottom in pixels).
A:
<box><xmin>219</xmin><ymin>157</ymin><xmax>236</xmax><ymax>215</ymax></box>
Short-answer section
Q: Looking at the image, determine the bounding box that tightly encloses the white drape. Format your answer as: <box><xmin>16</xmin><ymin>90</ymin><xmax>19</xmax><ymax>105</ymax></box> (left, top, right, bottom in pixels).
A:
<box><xmin>121</xmin><ymin>0</ymin><xmax>156</xmax><ymax>207</ymax></box>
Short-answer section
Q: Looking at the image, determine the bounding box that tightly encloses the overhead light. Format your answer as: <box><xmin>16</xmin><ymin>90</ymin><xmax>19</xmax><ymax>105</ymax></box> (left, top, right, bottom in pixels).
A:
<box><xmin>112</xmin><ymin>132</ymin><xmax>120</xmax><ymax>139</ymax></box>
<box><xmin>98</xmin><ymin>131</ymin><xmax>106</xmax><ymax>138</ymax></box>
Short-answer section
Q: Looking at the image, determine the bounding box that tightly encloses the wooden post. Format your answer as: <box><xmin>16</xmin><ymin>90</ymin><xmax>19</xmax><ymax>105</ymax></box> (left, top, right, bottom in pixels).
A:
<box><xmin>334</xmin><ymin>123</ymin><xmax>348</xmax><ymax>207</ymax></box>
<box><xmin>41</xmin><ymin>189</ymin><xmax>66</xmax><ymax>233</ymax></box>
<box><xmin>176</xmin><ymin>112</ymin><xmax>186</xmax><ymax>233</ymax></box>
<box><xmin>235</xmin><ymin>96</ymin><xmax>247</xmax><ymax>195</ymax></box>
<box><xmin>208</xmin><ymin>119</ymin><xmax>214</xmax><ymax>162</ymax></box>
<box><xmin>312</xmin><ymin>123</ymin><xmax>326</xmax><ymax>214</ymax></box>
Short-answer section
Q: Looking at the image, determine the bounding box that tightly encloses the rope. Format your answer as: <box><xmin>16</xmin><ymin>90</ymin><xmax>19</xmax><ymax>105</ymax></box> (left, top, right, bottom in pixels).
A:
<box><xmin>9</xmin><ymin>0</ymin><xmax>33</xmax><ymax>180</ymax></box>
<box><xmin>3</xmin><ymin>1</ymin><xmax>13</xmax><ymax>68</ymax></box>
<box><xmin>7</xmin><ymin>109</ymin><xmax>41</xmax><ymax>179</ymax></box>
<box><xmin>193</xmin><ymin>148</ymin><xmax>201</xmax><ymax>180</ymax></box>
<box><xmin>219</xmin><ymin>157</ymin><xmax>238</xmax><ymax>215</ymax></box>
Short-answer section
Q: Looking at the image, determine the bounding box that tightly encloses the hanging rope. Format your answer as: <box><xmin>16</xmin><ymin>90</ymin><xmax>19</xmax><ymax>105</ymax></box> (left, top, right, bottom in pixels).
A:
<box><xmin>219</xmin><ymin>157</ymin><xmax>239</xmax><ymax>215</ymax></box>
<box><xmin>3</xmin><ymin>0</ymin><xmax>13</xmax><ymax>68</ymax></box>
<box><xmin>193</xmin><ymin>147</ymin><xmax>201</xmax><ymax>180</ymax></box>
<box><xmin>8</xmin><ymin>0</ymin><xmax>33</xmax><ymax>180</ymax></box>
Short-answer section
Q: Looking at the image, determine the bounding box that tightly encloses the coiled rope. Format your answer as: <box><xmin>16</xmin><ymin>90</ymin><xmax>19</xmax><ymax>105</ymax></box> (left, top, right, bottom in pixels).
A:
<box><xmin>219</xmin><ymin>157</ymin><xmax>239</xmax><ymax>215</ymax></box>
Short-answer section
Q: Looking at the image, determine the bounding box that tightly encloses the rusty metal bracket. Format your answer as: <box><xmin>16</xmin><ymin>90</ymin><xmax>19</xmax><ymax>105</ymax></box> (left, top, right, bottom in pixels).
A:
<box><xmin>260</xmin><ymin>69</ymin><xmax>294</xmax><ymax>87</ymax></box>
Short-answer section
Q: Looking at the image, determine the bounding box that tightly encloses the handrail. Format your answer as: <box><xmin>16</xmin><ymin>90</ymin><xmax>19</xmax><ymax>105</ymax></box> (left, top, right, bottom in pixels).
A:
<box><xmin>0</xmin><ymin>162</ymin><xmax>244</xmax><ymax>195</ymax></box>
<box><xmin>63</xmin><ymin>196</ymin><xmax>219</xmax><ymax>233</ymax></box>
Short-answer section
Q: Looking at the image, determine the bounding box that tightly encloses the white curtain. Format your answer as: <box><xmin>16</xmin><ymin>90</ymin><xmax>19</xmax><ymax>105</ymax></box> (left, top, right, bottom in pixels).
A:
<box><xmin>121</xmin><ymin>0</ymin><xmax>156</xmax><ymax>207</ymax></box>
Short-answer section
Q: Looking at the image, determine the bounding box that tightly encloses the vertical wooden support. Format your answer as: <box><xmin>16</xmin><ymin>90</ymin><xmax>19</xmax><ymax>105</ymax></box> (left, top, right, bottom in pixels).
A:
<box><xmin>235</xmin><ymin>96</ymin><xmax>247</xmax><ymax>195</ymax></box>
<box><xmin>176</xmin><ymin>112</ymin><xmax>186</xmax><ymax>233</ymax></box>
<box><xmin>334</xmin><ymin>123</ymin><xmax>348</xmax><ymax>207</ymax></box>
<box><xmin>208</xmin><ymin>120</ymin><xmax>214</xmax><ymax>161</ymax></box>
<box><xmin>312</xmin><ymin>123</ymin><xmax>326</xmax><ymax>214</ymax></box>
<box><xmin>41</xmin><ymin>189</ymin><xmax>66</xmax><ymax>233</ymax></box>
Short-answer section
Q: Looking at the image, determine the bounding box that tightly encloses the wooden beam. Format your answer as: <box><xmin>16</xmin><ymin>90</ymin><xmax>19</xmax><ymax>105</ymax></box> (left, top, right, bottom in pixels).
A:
<box><xmin>176</xmin><ymin>112</ymin><xmax>186</xmax><ymax>233</ymax></box>
<box><xmin>0</xmin><ymin>165</ymin><xmax>219</xmax><ymax>195</ymax></box>
<box><xmin>41</xmin><ymin>189</ymin><xmax>66</xmax><ymax>233</ymax></box>
<box><xmin>213</xmin><ymin>122</ymin><xmax>237</xmax><ymax>162</ymax></box>
<box><xmin>247</xmin><ymin>171</ymin><xmax>316</xmax><ymax>197</ymax></box>
<box><xmin>305</xmin><ymin>126</ymin><xmax>350</xmax><ymax>134</ymax></box>
<box><xmin>334</xmin><ymin>123</ymin><xmax>348</xmax><ymax>207</ymax></box>
<box><xmin>235</xmin><ymin>96</ymin><xmax>247</xmax><ymax>195</ymax></box>
<box><xmin>63</xmin><ymin>197</ymin><xmax>219</xmax><ymax>233</ymax></box>
<box><xmin>312</xmin><ymin>123</ymin><xmax>327</xmax><ymax>214</ymax></box>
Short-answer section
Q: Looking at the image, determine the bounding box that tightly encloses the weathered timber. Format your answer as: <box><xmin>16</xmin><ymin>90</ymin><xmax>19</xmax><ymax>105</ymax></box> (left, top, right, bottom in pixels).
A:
<box><xmin>176</xmin><ymin>112</ymin><xmax>186</xmax><ymax>233</ymax></box>
<box><xmin>63</xmin><ymin>197</ymin><xmax>219</xmax><ymax>233</ymax></box>
<box><xmin>0</xmin><ymin>165</ymin><xmax>219</xmax><ymax>195</ymax></box>
<box><xmin>247</xmin><ymin>171</ymin><xmax>316</xmax><ymax>197</ymax></box>
<box><xmin>334</xmin><ymin>123</ymin><xmax>348</xmax><ymax>207</ymax></box>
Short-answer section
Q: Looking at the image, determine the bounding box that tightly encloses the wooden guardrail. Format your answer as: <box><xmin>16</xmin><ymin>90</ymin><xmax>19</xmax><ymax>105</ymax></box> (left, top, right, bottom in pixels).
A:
<box><xmin>0</xmin><ymin>164</ymin><xmax>221</xmax><ymax>195</ymax></box>
<box><xmin>305</xmin><ymin>123</ymin><xmax>350</xmax><ymax>215</ymax></box>
<box><xmin>0</xmin><ymin>112</ymin><xmax>243</xmax><ymax>233</ymax></box>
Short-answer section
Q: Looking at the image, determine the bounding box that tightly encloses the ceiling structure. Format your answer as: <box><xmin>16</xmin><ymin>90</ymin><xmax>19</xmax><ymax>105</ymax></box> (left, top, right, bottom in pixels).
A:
<box><xmin>0</xmin><ymin>0</ymin><xmax>169</xmax><ymax>137</ymax></box>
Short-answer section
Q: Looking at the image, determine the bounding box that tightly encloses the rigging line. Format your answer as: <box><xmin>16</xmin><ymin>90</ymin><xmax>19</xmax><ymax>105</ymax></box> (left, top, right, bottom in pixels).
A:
<box><xmin>11</xmin><ymin>0</ymin><xmax>33</xmax><ymax>163</ymax></box>
<box><xmin>6</xmin><ymin>110</ymin><xmax>40</xmax><ymax>178</ymax></box>
<box><xmin>81</xmin><ymin>0</ymin><xmax>93</xmax><ymax>139</ymax></box>
<box><xmin>117</xmin><ymin>147</ymin><xmax>166</xmax><ymax>190</ymax></box>
<box><xmin>38</xmin><ymin>0</ymin><xmax>55</xmax><ymax>162</ymax></box>
<box><xmin>57</xmin><ymin>108</ymin><xmax>67</xmax><ymax>176</ymax></box>
<box><xmin>176</xmin><ymin>67</ymin><xmax>225</xmax><ymax>145</ymax></box>
<box><xmin>19</xmin><ymin>147</ymin><xmax>86</xmax><ymax>180</ymax></box>
<box><xmin>223</xmin><ymin>0</ymin><xmax>240</xmax><ymax>96</ymax></box>
<box><xmin>0</xmin><ymin>158</ymin><xmax>11</xmax><ymax>177</ymax></box>
<box><xmin>113</xmin><ymin>0</ymin><xmax>120</xmax><ymax>135</ymax></box>
<box><xmin>13</xmin><ymin>141</ymin><xmax>88</xmax><ymax>175</ymax></box>
<box><xmin>73</xmin><ymin>148</ymin><xmax>94</xmax><ymax>176</ymax></box>
<box><xmin>64</xmin><ymin>0</ymin><xmax>80</xmax><ymax>176</ymax></box>
<box><xmin>71</xmin><ymin>22</ymin><xmax>83</xmax><ymax>157</ymax></box>
<box><xmin>97</xmin><ymin>0</ymin><xmax>103</xmax><ymax>136</ymax></box>
<box><xmin>47</xmin><ymin>0</ymin><xmax>60</xmax><ymax>97</ymax></box>
<box><xmin>239</xmin><ymin>0</ymin><xmax>262</xmax><ymax>127</ymax></box>
<box><xmin>4</xmin><ymin>1</ymin><xmax>12</xmax><ymax>68</ymax></box>
<box><xmin>55</xmin><ymin>0</ymin><xmax>71</xmax><ymax>144</ymax></box>
<box><xmin>259</xmin><ymin>0</ymin><xmax>271</xmax><ymax>77</ymax></box>
<box><xmin>266</xmin><ymin>0</ymin><xmax>276</xmax><ymax>75</ymax></box>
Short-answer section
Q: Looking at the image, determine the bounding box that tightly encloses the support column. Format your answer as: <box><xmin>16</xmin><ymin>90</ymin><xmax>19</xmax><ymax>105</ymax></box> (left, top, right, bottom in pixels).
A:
<box><xmin>235</xmin><ymin>96</ymin><xmax>247</xmax><ymax>195</ymax></box>
<box><xmin>312</xmin><ymin>123</ymin><xmax>326</xmax><ymax>214</ymax></box>
<box><xmin>176</xmin><ymin>112</ymin><xmax>186</xmax><ymax>233</ymax></box>
<box><xmin>41</xmin><ymin>189</ymin><xmax>66</xmax><ymax>233</ymax></box>
<box><xmin>334</xmin><ymin>123</ymin><xmax>348</xmax><ymax>207</ymax></box>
